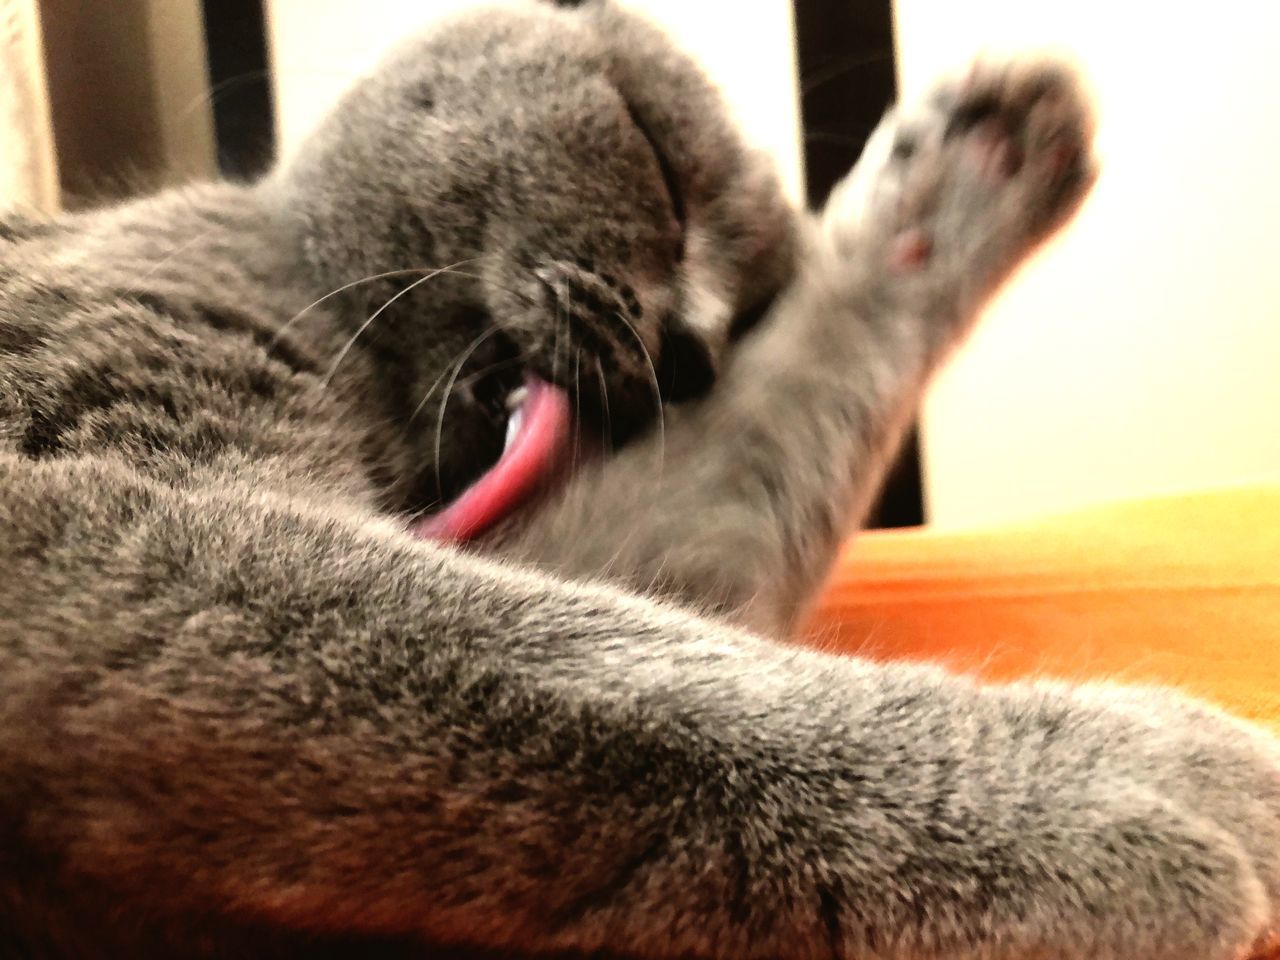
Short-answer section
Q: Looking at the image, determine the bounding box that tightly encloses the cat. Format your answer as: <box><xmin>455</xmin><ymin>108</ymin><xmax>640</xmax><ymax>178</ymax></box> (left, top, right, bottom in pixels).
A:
<box><xmin>1</xmin><ymin>1</ymin><xmax>1277</xmax><ymax>957</ymax></box>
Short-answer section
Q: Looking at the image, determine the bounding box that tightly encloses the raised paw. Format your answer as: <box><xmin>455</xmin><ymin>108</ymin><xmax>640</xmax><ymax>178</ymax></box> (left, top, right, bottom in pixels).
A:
<box><xmin>824</xmin><ymin>58</ymin><xmax>1097</xmax><ymax>328</ymax></box>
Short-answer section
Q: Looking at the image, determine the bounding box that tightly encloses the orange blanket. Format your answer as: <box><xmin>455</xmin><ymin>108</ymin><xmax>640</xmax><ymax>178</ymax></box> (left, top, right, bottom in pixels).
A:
<box><xmin>805</xmin><ymin>485</ymin><xmax>1280</xmax><ymax>732</ymax></box>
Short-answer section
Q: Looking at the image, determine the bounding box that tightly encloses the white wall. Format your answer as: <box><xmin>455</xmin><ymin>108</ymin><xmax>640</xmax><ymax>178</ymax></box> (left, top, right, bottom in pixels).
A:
<box><xmin>895</xmin><ymin>0</ymin><xmax>1280</xmax><ymax>526</ymax></box>
<box><xmin>266</xmin><ymin>0</ymin><xmax>473</xmax><ymax>162</ymax></box>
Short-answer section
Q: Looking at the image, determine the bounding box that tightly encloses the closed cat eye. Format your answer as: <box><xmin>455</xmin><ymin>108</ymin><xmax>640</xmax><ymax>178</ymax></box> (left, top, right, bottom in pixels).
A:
<box><xmin>624</xmin><ymin>100</ymin><xmax>687</xmax><ymax>246</ymax></box>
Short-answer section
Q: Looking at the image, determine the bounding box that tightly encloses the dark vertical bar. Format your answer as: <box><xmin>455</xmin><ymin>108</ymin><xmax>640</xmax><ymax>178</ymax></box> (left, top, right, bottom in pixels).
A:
<box><xmin>201</xmin><ymin>0</ymin><xmax>276</xmax><ymax>179</ymax></box>
<box><xmin>792</xmin><ymin>0</ymin><xmax>924</xmax><ymax>528</ymax></box>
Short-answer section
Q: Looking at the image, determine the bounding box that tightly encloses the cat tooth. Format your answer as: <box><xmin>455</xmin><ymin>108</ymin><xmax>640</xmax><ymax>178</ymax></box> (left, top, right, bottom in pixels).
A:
<box><xmin>506</xmin><ymin>386</ymin><xmax>528</xmax><ymax>413</ymax></box>
<box><xmin>505</xmin><ymin>407</ymin><xmax>524</xmax><ymax>451</ymax></box>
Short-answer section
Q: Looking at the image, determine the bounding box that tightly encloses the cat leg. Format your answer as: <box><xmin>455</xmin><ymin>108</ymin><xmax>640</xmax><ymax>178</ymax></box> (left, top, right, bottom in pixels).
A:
<box><xmin>497</xmin><ymin>61</ymin><xmax>1096</xmax><ymax>637</ymax></box>
<box><xmin>1</xmin><ymin>452</ymin><xmax>1276</xmax><ymax>959</ymax></box>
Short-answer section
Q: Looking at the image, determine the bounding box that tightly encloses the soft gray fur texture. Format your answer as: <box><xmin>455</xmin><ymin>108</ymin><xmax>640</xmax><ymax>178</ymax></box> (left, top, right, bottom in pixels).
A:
<box><xmin>1</xmin><ymin>2</ymin><xmax>1277</xmax><ymax>957</ymax></box>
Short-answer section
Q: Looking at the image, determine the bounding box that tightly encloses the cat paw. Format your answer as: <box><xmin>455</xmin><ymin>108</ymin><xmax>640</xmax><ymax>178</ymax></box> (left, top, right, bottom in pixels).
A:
<box><xmin>1041</xmin><ymin>683</ymin><xmax>1280</xmax><ymax>958</ymax></box>
<box><xmin>824</xmin><ymin>58</ymin><xmax>1097</xmax><ymax>322</ymax></box>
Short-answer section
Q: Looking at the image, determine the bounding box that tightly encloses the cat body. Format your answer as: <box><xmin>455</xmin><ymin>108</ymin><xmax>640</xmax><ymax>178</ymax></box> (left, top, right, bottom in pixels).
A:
<box><xmin>1</xmin><ymin>2</ymin><xmax>1277</xmax><ymax>958</ymax></box>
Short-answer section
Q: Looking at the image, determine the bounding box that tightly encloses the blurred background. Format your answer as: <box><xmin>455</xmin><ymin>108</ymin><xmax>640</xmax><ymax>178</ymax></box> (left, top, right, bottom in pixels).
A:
<box><xmin>3</xmin><ymin>0</ymin><xmax>1278</xmax><ymax>530</ymax></box>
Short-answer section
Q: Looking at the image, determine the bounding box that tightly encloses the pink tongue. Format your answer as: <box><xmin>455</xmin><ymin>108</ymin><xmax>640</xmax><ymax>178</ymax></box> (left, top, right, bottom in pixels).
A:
<box><xmin>413</xmin><ymin>376</ymin><xmax>571</xmax><ymax>543</ymax></box>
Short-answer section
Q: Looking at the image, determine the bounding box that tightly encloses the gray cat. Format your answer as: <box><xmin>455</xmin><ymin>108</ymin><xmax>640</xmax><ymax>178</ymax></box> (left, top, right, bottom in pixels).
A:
<box><xmin>1</xmin><ymin>2</ymin><xmax>1277</xmax><ymax>957</ymax></box>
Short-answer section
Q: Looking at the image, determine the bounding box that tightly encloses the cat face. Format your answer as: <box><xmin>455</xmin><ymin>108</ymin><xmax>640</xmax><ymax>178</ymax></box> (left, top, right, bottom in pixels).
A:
<box><xmin>276</xmin><ymin>0</ymin><xmax>797</xmax><ymax>521</ymax></box>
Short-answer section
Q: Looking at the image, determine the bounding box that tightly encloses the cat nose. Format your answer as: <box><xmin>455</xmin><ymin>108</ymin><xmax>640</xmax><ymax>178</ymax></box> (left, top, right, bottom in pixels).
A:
<box><xmin>656</xmin><ymin>320</ymin><xmax>716</xmax><ymax>403</ymax></box>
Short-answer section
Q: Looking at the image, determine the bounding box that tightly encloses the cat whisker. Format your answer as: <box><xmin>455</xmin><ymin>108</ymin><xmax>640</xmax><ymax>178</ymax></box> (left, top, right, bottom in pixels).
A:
<box><xmin>553</xmin><ymin>290</ymin><xmax>570</xmax><ymax>386</ymax></box>
<box><xmin>318</xmin><ymin>258</ymin><xmax>488</xmax><ymax>391</ymax></box>
<box><xmin>409</xmin><ymin>322</ymin><xmax>514</xmax><ymax>425</ymax></box>
<box><xmin>272</xmin><ymin>258</ymin><xmax>505</xmax><ymax>351</ymax></box>
<box><xmin>453</xmin><ymin>356</ymin><xmax>524</xmax><ymax>393</ymax></box>
<box><xmin>594</xmin><ymin>357</ymin><xmax>612</xmax><ymax>454</ymax></box>
<box><xmin>572</xmin><ymin>348</ymin><xmax>583</xmax><ymax>472</ymax></box>
<box><xmin>804</xmin><ymin>127</ymin><xmax>878</xmax><ymax>148</ymax></box>
<box><xmin>174</xmin><ymin>68</ymin><xmax>269</xmax><ymax>128</ymax></box>
<box><xmin>430</xmin><ymin>324</ymin><xmax>511</xmax><ymax>502</ymax></box>
<box><xmin>138</xmin><ymin>226</ymin><xmax>225</xmax><ymax>280</ymax></box>
<box><xmin>610</xmin><ymin>309</ymin><xmax>666</xmax><ymax>470</ymax></box>
<box><xmin>274</xmin><ymin>267</ymin><xmax>447</xmax><ymax>347</ymax></box>
<box><xmin>174</xmin><ymin>67</ymin><xmax>356</xmax><ymax>129</ymax></box>
<box><xmin>799</xmin><ymin>51</ymin><xmax>893</xmax><ymax>98</ymax></box>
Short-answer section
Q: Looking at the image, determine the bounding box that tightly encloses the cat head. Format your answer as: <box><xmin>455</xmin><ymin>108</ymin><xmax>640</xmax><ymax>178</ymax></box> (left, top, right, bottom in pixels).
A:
<box><xmin>275</xmin><ymin>0</ymin><xmax>798</xmax><ymax>519</ymax></box>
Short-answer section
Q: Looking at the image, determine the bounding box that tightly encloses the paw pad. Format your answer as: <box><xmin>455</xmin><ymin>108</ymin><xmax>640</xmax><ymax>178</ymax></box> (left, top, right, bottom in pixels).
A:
<box><xmin>887</xmin><ymin>229</ymin><xmax>933</xmax><ymax>273</ymax></box>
